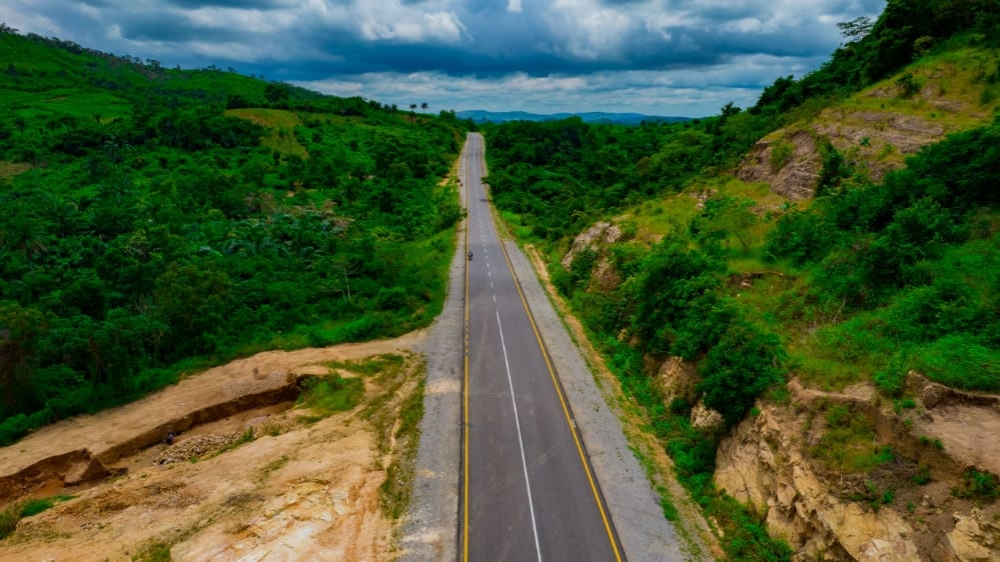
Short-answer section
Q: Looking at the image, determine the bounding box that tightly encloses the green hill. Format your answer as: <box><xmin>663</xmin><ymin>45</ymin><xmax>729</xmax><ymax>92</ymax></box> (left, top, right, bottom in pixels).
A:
<box><xmin>0</xmin><ymin>27</ymin><xmax>467</xmax><ymax>444</ymax></box>
<box><xmin>481</xmin><ymin>1</ymin><xmax>1000</xmax><ymax>558</ymax></box>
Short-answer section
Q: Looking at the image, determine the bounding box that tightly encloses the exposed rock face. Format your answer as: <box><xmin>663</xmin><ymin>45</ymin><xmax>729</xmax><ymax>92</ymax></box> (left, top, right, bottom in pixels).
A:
<box><xmin>715</xmin><ymin>403</ymin><xmax>919</xmax><ymax>561</ymax></box>
<box><xmin>714</xmin><ymin>379</ymin><xmax>1000</xmax><ymax>561</ymax></box>
<box><xmin>689</xmin><ymin>401</ymin><xmax>724</xmax><ymax>431</ymax></box>
<box><xmin>947</xmin><ymin>509</ymin><xmax>1000</xmax><ymax>562</ymax></box>
<box><xmin>561</xmin><ymin>221</ymin><xmax>621</xmax><ymax>269</ymax></box>
<box><xmin>736</xmin><ymin>130</ymin><xmax>821</xmax><ymax>201</ymax></box>
<box><xmin>735</xmin><ymin>65</ymin><xmax>991</xmax><ymax>201</ymax></box>
<box><xmin>655</xmin><ymin>355</ymin><xmax>699</xmax><ymax>406</ymax></box>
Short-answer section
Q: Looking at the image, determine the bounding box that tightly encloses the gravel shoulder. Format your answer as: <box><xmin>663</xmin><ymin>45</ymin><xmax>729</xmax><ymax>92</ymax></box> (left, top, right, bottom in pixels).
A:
<box><xmin>500</xmin><ymin>235</ymin><xmax>701</xmax><ymax>562</ymax></box>
<box><xmin>397</xmin><ymin>145</ymin><xmax>468</xmax><ymax>561</ymax></box>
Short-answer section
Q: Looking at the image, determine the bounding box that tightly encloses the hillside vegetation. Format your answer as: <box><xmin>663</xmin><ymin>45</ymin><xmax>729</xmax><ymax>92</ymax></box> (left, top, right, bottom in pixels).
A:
<box><xmin>484</xmin><ymin>1</ymin><xmax>1000</xmax><ymax>558</ymax></box>
<box><xmin>0</xmin><ymin>28</ymin><xmax>466</xmax><ymax>445</ymax></box>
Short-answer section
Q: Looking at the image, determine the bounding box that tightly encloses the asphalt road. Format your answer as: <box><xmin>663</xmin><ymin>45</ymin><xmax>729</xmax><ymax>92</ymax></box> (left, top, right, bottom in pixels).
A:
<box><xmin>461</xmin><ymin>132</ymin><xmax>624</xmax><ymax>561</ymax></box>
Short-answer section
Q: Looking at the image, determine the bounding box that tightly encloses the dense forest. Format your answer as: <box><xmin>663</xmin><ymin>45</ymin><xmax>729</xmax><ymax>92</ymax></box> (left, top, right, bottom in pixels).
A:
<box><xmin>484</xmin><ymin>0</ymin><xmax>1000</xmax><ymax>558</ymax></box>
<box><xmin>0</xmin><ymin>27</ymin><xmax>467</xmax><ymax>444</ymax></box>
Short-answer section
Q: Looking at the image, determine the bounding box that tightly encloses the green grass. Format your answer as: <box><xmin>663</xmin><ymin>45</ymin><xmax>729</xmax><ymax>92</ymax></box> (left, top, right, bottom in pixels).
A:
<box><xmin>296</xmin><ymin>375</ymin><xmax>365</xmax><ymax>420</ymax></box>
<box><xmin>131</xmin><ymin>540</ymin><xmax>173</xmax><ymax>562</ymax></box>
<box><xmin>809</xmin><ymin>404</ymin><xmax>895</xmax><ymax>473</ymax></box>
<box><xmin>379</xmin><ymin>376</ymin><xmax>425</xmax><ymax>520</ymax></box>
<box><xmin>225</xmin><ymin>108</ymin><xmax>308</xmax><ymax>159</ymax></box>
<box><xmin>0</xmin><ymin>494</ymin><xmax>75</xmax><ymax>540</ymax></box>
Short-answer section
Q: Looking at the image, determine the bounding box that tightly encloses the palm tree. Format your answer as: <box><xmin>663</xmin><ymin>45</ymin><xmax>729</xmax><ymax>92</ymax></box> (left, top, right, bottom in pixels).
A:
<box><xmin>103</xmin><ymin>135</ymin><xmax>133</xmax><ymax>164</ymax></box>
<box><xmin>0</xmin><ymin>215</ymin><xmax>48</xmax><ymax>267</ymax></box>
<box><xmin>409</xmin><ymin>103</ymin><xmax>417</xmax><ymax>122</ymax></box>
<box><xmin>421</xmin><ymin>102</ymin><xmax>428</xmax><ymax>113</ymax></box>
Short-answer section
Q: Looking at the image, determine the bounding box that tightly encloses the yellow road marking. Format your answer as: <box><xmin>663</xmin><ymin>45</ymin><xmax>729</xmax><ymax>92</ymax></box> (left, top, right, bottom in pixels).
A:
<box><xmin>484</xmin><ymin>146</ymin><xmax>624</xmax><ymax>561</ymax></box>
<box><xmin>462</xmin><ymin>137</ymin><xmax>471</xmax><ymax>562</ymax></box>
<box><xmin>462</xmin><ymin>133</ymin><xmax>622</xmax><ymax>561</ymax></box>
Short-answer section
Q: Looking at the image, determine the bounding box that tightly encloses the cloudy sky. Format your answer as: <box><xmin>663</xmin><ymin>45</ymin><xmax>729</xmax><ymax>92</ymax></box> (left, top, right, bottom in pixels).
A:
<box><xmin>3</xmin><ymin>0</ymin><xmax>885</xmax><ymax>116</ymax></box>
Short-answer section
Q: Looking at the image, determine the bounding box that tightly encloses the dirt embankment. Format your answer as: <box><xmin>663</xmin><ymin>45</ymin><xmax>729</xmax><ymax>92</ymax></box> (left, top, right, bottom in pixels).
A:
<box><xmin>0</xmin><ymin>334</ymin><xmax>424</xmax><ymax>561</ymax></box>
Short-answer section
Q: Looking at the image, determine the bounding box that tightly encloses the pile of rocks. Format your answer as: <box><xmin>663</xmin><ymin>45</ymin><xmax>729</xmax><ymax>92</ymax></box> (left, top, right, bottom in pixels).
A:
<box><xmin>154</xmin><ymin>432</ymin><xmax>244</xmax><ymax>465</ymax></box>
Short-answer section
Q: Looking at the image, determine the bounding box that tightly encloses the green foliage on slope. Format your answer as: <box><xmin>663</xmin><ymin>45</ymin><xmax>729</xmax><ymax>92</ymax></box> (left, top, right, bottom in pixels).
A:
<box><xmin>751</xmin><ymin>0</ymin><xmax>1000</xmax><ymax>118</ymax></box>
<box><xmin>0</xmin><ymin>28</ymin><xmax>466</xmax><ymax>444</ymax></box>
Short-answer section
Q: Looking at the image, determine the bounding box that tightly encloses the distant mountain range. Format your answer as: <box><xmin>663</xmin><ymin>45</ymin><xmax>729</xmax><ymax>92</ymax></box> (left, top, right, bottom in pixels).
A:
<box><xmin>456</xmin><ymin>110</ymin><xmax>692</xmax><ymax>126</ymax></box>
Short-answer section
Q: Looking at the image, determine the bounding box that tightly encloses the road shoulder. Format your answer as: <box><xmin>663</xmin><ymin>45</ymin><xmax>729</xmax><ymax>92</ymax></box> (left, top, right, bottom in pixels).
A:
<box><xmin>500</xmin><ymin>236</ymin><xmax>713</xmax><ymax>562</ymax></box>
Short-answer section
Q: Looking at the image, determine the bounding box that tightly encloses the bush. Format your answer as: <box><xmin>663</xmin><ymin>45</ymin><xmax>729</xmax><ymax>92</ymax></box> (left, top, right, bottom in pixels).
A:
<box><xmin>952</xmin><ymin>469</ymin><xmax>1000</xmax><ymax>500</ymax></box>
<box><xmin>297</xmin><ymin>375</ymin><xmax>365</xmax><ymax>417</ymax></box>
<box><xmin>895</xmin><ymin>72</ymin><xmax>921</xmax><ymax>98</ymax></box>
<box><xmin>698</xmin><ymin>321</ymin><xmax>786</xmax><ymax>426</ymax></box>
<box><xmin>769</xmin><ymin>141</ymin><xmax>795</xmax><ymax>173</ymax></box>
<box><xmin>912</xmin><ymin>335</ymin><xmax>1000</xmax><ymax>392</ymax></box>
<box><xmin>764</xmin><ymin>207</ymin><xmax>836</xmax><ymax>265</ymax></box>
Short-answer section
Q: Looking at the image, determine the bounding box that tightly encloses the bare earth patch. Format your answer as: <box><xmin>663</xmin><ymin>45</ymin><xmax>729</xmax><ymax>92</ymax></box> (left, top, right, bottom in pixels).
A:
<box><xmin>0</xmin><ymin>161</ymin><xmax>32</xmax><ymax>180</ymax></box>
<box><xmin>0</xmin><ymin>334</ymin><xmax>426</xmax><ymax>561</ymax></box>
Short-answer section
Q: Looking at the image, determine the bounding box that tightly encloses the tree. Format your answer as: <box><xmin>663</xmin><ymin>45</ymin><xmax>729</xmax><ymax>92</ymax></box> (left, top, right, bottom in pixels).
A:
<box><xmin>0</xmin><ymin>303</ymin><xmax>47</xmax><ymax>415</ymax></box>
<box><xmin>0</xmin><ymin>214</ymin><xmax>49</xmax><ymax>267</ymax></box>
<box><xmin>421</xmin><ymin>102</ymin><xmax>429</xmax><ymax>113</ymax></box>
<box><xmin>699</xmin><ymin>321</ymin><xmax>785</xmax><ymax>426</ymax></box>
<box><xmin>837</xmin><ymin>16</ymin><xmax>874</xmax><ymax>42</ymax></box>
<box><xmin>103</xmin><ymin>134</ymin><xmax>132</xmax><ymax>164</ymax></box>
<box><xmin>154</xmin><ymin>263</ymin><xmax>233</xmax><ymax>358</ymax></box>
<box><xmin>264</xmin><ymin>83</ymin><xmax>290</xmax><ymax>105</ymax></box>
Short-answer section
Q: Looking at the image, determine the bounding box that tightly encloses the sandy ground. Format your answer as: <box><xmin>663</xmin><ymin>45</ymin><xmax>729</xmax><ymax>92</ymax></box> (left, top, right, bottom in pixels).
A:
<box><xmin>0</xmin><ymin>338</ymin><xmax>424</xmax><ymax>561</ymax></box>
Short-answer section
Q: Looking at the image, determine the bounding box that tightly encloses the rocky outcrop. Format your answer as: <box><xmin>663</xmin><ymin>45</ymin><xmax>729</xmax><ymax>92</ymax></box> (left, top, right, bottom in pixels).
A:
<box><xmin>947</xmin><ymin>508</ymin><xmax>1000</xmax><ymax>562</ymax></box>
<box><xmin>714</xmin><ymin>379</ymin><xmax>1000</xmax><ymax>561</ymax></box>
<box><xmin>735</xmin><ymin>61</ymin><xmax>992</xmax><ymax>201</ymax></box>
<box><xmin>561</xmin><ymin>221</ymin><xmax>621</xmax><ymax>269</ymax></box>
<box><xmin>736</xmin><ymin>130</ymin><xmax>821</xmax><ymax>200</ymax></box>
<box><xmin>689</xmin><ymin>401</ymin><xmax>724</xmax><ymax>431</ymax></box>
<box><xmin>716</xmin><ymin>403</ymin><xmax>921</xmax><ymax>560</ymax></box>
<box><xmin>654</xmin><ymin>355</ymin><xmax>699</xmax><ymax>406</ymax></box>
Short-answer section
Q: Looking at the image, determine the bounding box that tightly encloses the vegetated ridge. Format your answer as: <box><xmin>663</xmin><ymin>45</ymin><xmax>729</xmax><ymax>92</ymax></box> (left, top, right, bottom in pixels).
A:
<box><xmin>482</xmin><ymin>1</ymin><xmax>1000</xmax><ymax>560</ymax></box>
<box><xmin>458</xmin><ymin>109</ymin><xmax>691</xmax><ymax>125</ymax></box>
<box><xmin>0</xmin><ymin>24</ymin><xmax>468</xmax><ymax>446</ymax></box>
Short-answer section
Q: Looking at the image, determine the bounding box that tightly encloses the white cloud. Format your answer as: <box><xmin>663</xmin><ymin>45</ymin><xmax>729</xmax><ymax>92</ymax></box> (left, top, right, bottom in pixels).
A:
<box><xmin>3</xmin><ymin>0</ymin><xmax>887</xmax><ymax>115</ymax></box>
<box><xmin>291</xmin><ymin>59</ymin><xmax>793</xmax><ymax>117</ymax></box>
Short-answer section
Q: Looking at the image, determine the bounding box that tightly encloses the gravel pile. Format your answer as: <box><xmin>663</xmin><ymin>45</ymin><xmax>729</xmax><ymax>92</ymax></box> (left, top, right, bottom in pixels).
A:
<box><xmin>154</xmin><ymin>432</ymin><xmax>243</xmax><ymax>465</ymax></box>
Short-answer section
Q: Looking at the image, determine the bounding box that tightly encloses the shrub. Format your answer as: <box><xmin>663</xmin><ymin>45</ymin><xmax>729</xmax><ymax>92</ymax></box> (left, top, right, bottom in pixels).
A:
<box><xmin>769</xmin><ymin>141</ymin><xmax>795</xmax><ymax>173</ymax></box>
<box><xmin>297</xmin><ymin>375</ymin><xmax>364</xmax><ymax>418</ymax></box>
<box><xmin>763</xmin><ymin>207</ymin><xmax>836</xmax><ymax>265</ymax></box>
<box><xmin>699</xmin><ymin>321</ymin><xmax>786</xmax><ymax>426</ymax></box>
<box><xmin>895</xmin><ymin>72</ymin><xmax>921</xmax><ymax>98</ymax></box>
<box><xmin>912</xmin><ymin>335</ymin><xmax>1000</xmax><ymax>392</ymax></box>
<box><xmin>952</xmin><ymin>469</ymin><xmax>1000</xmax><ymax>500</ymax></box>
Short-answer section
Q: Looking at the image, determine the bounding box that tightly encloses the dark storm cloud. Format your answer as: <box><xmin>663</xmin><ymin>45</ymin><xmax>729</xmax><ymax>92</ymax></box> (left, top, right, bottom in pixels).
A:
<box><xmin>2</xmin><ymin>0</ymin><xmax>886</xmax><ymax>115</ymax></box>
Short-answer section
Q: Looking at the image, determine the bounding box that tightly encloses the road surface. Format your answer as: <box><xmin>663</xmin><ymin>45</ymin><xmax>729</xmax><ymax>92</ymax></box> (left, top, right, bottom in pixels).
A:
<box><xmin>460</xmin><ymin>132</ymin><xmax>624</xmax><ymax>561</ymax></box>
